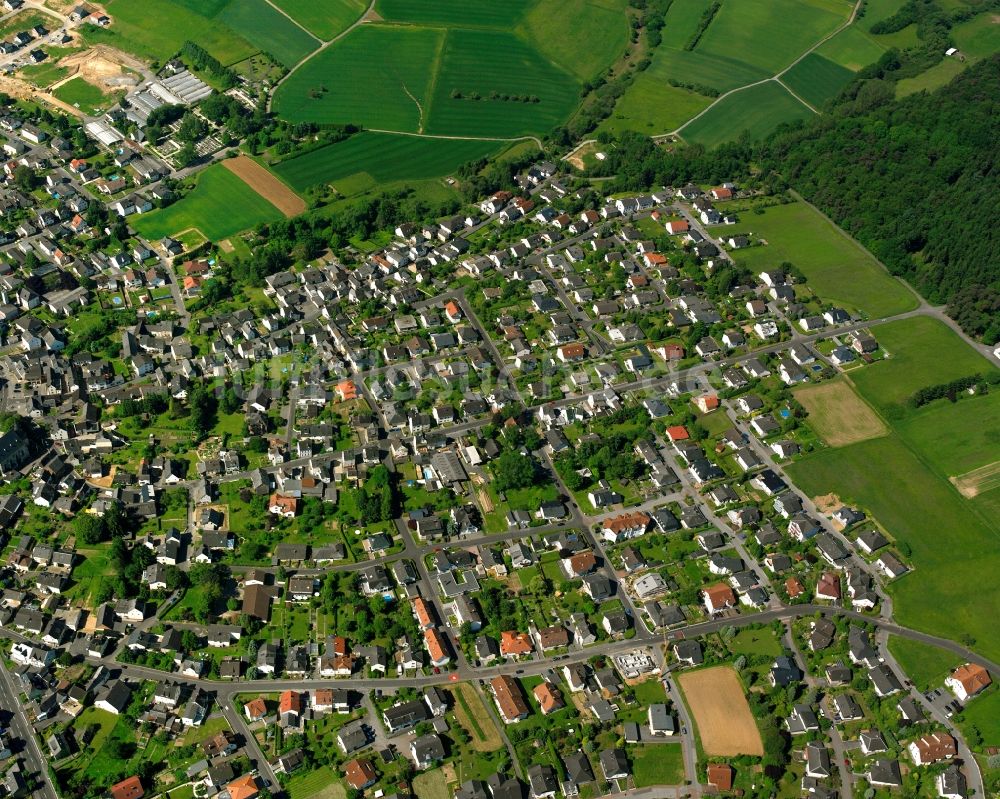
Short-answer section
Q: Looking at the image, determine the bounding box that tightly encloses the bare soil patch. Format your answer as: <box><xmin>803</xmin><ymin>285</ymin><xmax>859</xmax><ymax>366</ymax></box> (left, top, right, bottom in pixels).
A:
<box><xmin>678</xmin><ymin>666</ymin><xmax>763</xmax><ymax>757</ymax></box>
<box><xmin>223</xmin><ymin>156</ymin><xmax>306</xmax><ymax>217</ymax></box>
<box><xmin>950</xmin><ymin>460</ymin><xmax>1000</xmax><ymax>499</ymax></box>
<box><xmin>56</xmin><ymin>46</ymin><xmax>141</xmax><ymax>92</ymax></box>
<box><xmin>795</xmin><ymin>378</ymin><xmax>888</xmax><ymax>447</ymax></box>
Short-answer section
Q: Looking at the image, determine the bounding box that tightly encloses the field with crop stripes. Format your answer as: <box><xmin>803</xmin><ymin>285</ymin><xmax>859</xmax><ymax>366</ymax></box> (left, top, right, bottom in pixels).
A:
<box><xmin>272</xmin><ymin>25</ymin><xmax>442</xmax><ymax>129</ymax></box>
<box><xmin>217</xmin><ymin>0</ymin><xmax>318</xmax><ymax>67</ymax></box>
<box><xmin>270</xmin><ymin>0</ymin><xmax>368</xmax><ymax>39</ymax></box>
<box><xmin>782</xmin><ymin>52</ymin><xmax>855</xmax><ymax>107</ymax></box>
<box><xmin>273</xmin><ymin>132</ymin><xmax>501</xmax><ymax>191</ymax></box>
<box><xmin>681</xmin><ymin>81</ymin><xmax>813</xmax><ymax>147</ymax></box>
<box><xmin>424</xmin><ymin>29</ymin><xmax>578</xmax><ymax>137</ymax></box>
<box><xmin>272</xmin><ymin>0</ymin><xmax>630</xmax><ymax>137</ymax></box>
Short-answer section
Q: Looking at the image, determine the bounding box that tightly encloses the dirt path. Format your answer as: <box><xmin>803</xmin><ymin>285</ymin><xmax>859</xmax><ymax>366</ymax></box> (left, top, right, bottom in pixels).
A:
<box><xmin>400</xmin><ymin>82</ymin><xmax>424</xmax><ymax>133</ymax></box>
<box><xmin>222</xmin><ymin>156</ymin><xmax>306</xmax><ymax>217</ymax></box>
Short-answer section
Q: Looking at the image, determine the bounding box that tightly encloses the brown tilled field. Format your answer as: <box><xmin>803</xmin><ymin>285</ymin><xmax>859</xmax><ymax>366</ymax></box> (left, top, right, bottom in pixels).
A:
<box><xmin>222</xmin><ymin>156</ymin><xmax>306</xmax><ymax>217</ymax></box>
<box><xmin>794</xmin><ymin>377</ymin><xmax>888</xmax><ymax>447</ymax></box>
<box><xmin>678</xmin><ymin>666</ymin><xmax>763</xmax><ymax>756</ymax></box>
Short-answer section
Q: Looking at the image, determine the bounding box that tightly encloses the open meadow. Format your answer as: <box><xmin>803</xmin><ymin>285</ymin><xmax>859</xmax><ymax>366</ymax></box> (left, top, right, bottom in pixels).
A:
<box><xmin>132</xmin><ymin>162</ymin><xmax>284</xmax><ymax>241</ymax></box>
<box><xmin>52</xmin><ymin>76</ymin><xmax>120</xmax><ymax>115</ymax></box>
<box><xmin>632</xmin><ymin>744</ymin><xmax>686</xmax><ymax>787</ymax></box>
<box><xmin>728</xmin><ymin>200</ymin><xmax>919</xmax><ymax>318</ymax></box>
<box><xmin>423</xmin><ymin>29</ymin><xmax>578</xmax><ymax>137</ymax></box>
<box><xmin>678</xmin><ymin>666</ymin><xmax>763</xmax><ymax>756</ymax></box>
<box><xmin>887</xmin><ymin>636</ymin><xmax>961</xmax><ymax>692</ymax></box>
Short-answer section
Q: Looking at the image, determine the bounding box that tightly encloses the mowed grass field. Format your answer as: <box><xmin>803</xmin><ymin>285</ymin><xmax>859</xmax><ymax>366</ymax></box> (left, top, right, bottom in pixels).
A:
<box><xmin>132</xmin><ymin>163</ymin><xmax>284</xmax><ymax>241</ymax></box>
<box><xmin>270</xmin><ymin>0</ymin><xmax>368</xmax><ymax>39</ymax></box>
<box><xmin>599</xmin><ymin>79</ymin><xmax>711</xmax><ymax>135</ymax></box>
<box><xmin>887</xmin><ymin>636</ymin><xmax>961</xmax><ymax>692</ymax></box>
<box><xmin>376</xmin><ymin>0</ymin><xmax>532</xmax><ymax>26</ymax></box>
<box><xmin>729</xmin><ymin>201</ymin><xmax>918</xmax><ymax>317</ymax></box>
<box><xmin>604</xmin><ymin>0</ymin><xmax>920</xmax><ymax>135</ymax></box>
<box><xmin>273</xmin><ymin>132</ymin><xmax>501</xmax><ymax>191</ymax></box>
<box><xmin>53</xmin><ymin>77</ymin><xmax>119</xmax><ymax>115</ymax></box>
<box><xmin>272</xmin><ymin>25</ymin><xmax>441</xmax><ymax>129</ymax></box>
<box><xmin>788</xmin><ymin>434</ymin><xmax>1000</xmax><ymax>661</ymax></box>
<box><xmin>517</xmin><ymin>0</ymin><xmax>630</xmax><ymax>82</ymax></box>
<box><xmin>849</xmin><ymin>316</ymin><xmax>996</xmax><ymax>411</ymax></box>
<box><xmin>681</xmin><ymin>81</ymin><xmax>814</xmax><ymax>147</ymax></box>
<box><xmin>632</xmin><ymin>744</ymin><xmax>686</xmax><ymax>787</ymax></box>
<box><xmin>216</xmin><ymin>0</ymin><xmax>319</xmax><ymax>67</ymax></box>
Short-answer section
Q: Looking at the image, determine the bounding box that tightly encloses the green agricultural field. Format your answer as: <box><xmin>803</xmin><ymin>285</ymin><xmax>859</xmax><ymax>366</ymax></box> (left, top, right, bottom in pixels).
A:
<box><xmin>53</xmin><ymin>77</ymin><xmax>118</xmax><ymax>115</ymax></box>
<box><xmin>424</xmin><ymin>29</ymin><xmax>579</xmax><ymax>137</ymax></box>
<box><xmin>377</xmin><ymin>0</ymin><xmax>532</xmax><ymax>26</ymax></box>
<box><xmin>782</xmin><ymin>52</ymin><xmax>855</xmax><ymax>107</ymax></box>
<box><xmin>788</xmin><ymin>433</ymin><xmax>1000</xmax><ymax>662</ymax></box>
<box><xmin>642</xmin><ymin>46</ymin><xmax>770</xmax><ymax>93</ymax></box>
<box><xmin>517</xmin><ymin>0</ymin><xmax>630</xmax><ymax>82</ymax></box>
<box><xmin>270</xmin><ymin>0</ymin><xmax>367</xmax><ymax>39</ymax></box>
<box><xmin>815</xmin><ymin>24</ymin><xmax>887</xmax><ymax>70</ymax></box>
<box><xmin>694</xmin><ymin>0</ymin><xmax>851</xmax><ymax>75</ymax></box>
<box><xmin>599</xmin><ymin>74</ymin><xmax>712</xmax><ymax>135</ymax></box>
<box><xmin>632</xmin><ymin>744</ymin><xmax>686</xmax><ymax>787</ymax></box>
<box><xmin>681</xmin><ymin>81</ymin><xmax>814</xmax><ymax>148</ymax></box>
<box><xmin>85</xmin><ymin>0</ymin><xmax>257</xmax><ymax>65</ymax></box>
<box><xmin>217</xmin><ymin>0</ymin><xmax>319</xmax><ymax>67</ymax></box>
<box><xmin>728</xmin><ymin>200</ymin><xmax>918</xmax><ymax>317</ymax></box>
<box><xmin>887</xmin><ymin>636</ymin><xmax>961</xmax><ymax>691</ymax></box>
<box><xmin>273</xmin><ymin>1</ymin><xmax>628</xmax><ymax>135</ymax></box>
<box><xmin>658</xmin><ymin>0</ymin><xmax>716</xmax><ymax>49</ymax></box>
<box><xmin>132</xmin><ymin>163</ymin><xmax>283</xmax><ymax>241</ymax></box>
<box><xmin>272</xmin><ymin>25</ymin><xmax>442</xmax><ymax>129</ymax></box>
<box><xmin>849</xmin><ymin>316</ymin><xmax>996</xmax><ymax>412</ymax></box>
<box><xmin>274</xmin><ymin>132</ymin><xmax>500</xmax><ymax>190</ymax></box>
<box><xmin>894</xmin><ymin>391</ymin><xmax>1000</xmax><ymax>479</ymax></box>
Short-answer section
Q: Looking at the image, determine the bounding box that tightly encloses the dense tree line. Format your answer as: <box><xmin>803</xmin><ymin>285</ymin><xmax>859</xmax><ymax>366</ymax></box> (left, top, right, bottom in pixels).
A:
<box><xmin>685</xmin><ymin>1</ymin><xmax>722</xmax><ymax>50</ymax></box>
<box><xmin>763</xmin><ymin>55</ymin><xmax>1000</xmax><ymax>340</ymax></box>
<box><xmin>180</xmin><ymin>41</ymin><xmax>239</xmax><ymax>88</ymax></box>
<box><xmin>909</xmin><ymin>372</ymin><xmax>999</xmax><ymax>407</ymax></box>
